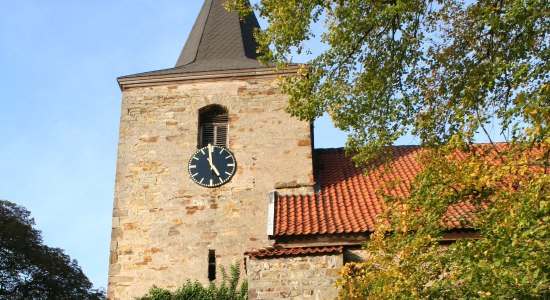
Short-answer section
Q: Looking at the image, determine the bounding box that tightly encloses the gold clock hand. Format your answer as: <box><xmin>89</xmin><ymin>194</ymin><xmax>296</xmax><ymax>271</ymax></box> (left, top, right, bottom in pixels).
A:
<box><xmin>210</xmin><ymin>162</ymin><xmax>220</xmax><ymax>177</ymax></box>
<box><xmin>207</xmin><ymin>144</ymin><xmax>221</xmax><ymax>177</ymax></box>
<box><xmin>208</xmin><ymin>144</ymin><xmax>213</xmax><ymax>165</ymax></box>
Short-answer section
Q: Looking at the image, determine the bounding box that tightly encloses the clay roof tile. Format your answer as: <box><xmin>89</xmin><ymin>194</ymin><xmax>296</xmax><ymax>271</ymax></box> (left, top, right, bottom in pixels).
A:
<box><xmin>274</xmin><ymin>145</ymin><xmax>533</xmax><ymax>237</ymax></box>
<box><xmin>245</xmin><ymin>246</ymin><xmax>344</xmax><ymax>258</ymax></box>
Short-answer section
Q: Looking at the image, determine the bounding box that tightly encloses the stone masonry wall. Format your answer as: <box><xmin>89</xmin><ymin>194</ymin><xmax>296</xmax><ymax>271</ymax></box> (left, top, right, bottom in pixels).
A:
<box><xmin>246</xmin><ymin>253</ymin><xmax>343</xmax><ymax>300</ymax></box>
<box><xmin>108</xmin><ymin>75</ymin><xmax>314</xmax><ymax>299</ymax></box>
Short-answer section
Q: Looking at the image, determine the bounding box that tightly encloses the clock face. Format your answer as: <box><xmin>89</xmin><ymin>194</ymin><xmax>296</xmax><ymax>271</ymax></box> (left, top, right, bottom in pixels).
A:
<box><xmin>188</xmin><ymin>144</ymin><xmax>236</xmax><ymax>187</ymax></box>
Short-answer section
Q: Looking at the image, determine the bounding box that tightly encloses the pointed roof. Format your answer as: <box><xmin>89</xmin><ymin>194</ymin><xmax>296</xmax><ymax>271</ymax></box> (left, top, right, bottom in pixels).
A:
<box><xmin>176</xmin><ymin>0</ymin><xmax>261</xmax><ymax>67</ymax></box>
<box><xmin>121</xmin><ymin>0</ymin><xmax>270</xmax><ymax>79</ymax></box>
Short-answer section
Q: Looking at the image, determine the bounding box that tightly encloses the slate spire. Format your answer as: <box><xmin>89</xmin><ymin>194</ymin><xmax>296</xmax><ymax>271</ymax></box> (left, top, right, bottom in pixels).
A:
<box><xmin>176</xmin><ymin>0</ymin><xmax>260</xmax><ymax>68</ymax></box>
<box><xmin>119</xmin><ymin>0</ymin><xmax>268</xmax><ymax>79</ymax></box>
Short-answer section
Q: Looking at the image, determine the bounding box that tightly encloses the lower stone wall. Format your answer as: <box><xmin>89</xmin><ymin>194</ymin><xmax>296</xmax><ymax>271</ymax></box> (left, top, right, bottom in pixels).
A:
<box><xmin>246</xmin><ymin>253</ymin><xmax>343</xmax><ymax>300</ymax></box>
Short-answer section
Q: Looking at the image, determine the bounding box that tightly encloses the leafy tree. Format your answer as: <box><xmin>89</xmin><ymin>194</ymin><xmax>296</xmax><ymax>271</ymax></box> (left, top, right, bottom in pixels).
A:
<box><xmin>0</xmin><ymin>200</ymin><xmax>105</xmax><ymax>299</ymax></box>
<box><xmin>136</xmin><ymin>263</ymin><xmax>248</xmax><ymax>300</ymax></box>
<box><xmin>227</xmin><ymin>0</ymin><xmax>549</xmax><ymax>298</ymax></box>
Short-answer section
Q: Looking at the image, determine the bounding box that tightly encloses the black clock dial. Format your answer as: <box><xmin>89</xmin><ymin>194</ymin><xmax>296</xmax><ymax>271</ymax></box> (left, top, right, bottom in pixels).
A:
<box><xmin>188</xmin><ymin>144</ymin><xmax>236</xmax><ymax>187</ymax></box>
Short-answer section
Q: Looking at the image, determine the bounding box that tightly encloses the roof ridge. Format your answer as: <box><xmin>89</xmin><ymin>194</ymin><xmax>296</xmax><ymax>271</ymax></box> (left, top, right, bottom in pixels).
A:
<box><xmin>313</xmin><ymin>145</ymin><xmax>423</xmax><ymax>153</ymax></box>
<box><xmin>314</xmin><ymin>147</ymin><xmax>345</xmax><ymax>153</ymax></box>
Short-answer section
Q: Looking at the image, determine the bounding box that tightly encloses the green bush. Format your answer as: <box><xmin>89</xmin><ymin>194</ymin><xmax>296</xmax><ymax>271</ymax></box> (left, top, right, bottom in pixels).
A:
<box><xmin>136</xmin><ymin>264</ymin><xmax>248</xmax><ymax>300</ymax></box>
<box><xmin>144</xmin><ymin>286</ymin><xmax>172</xmax><ymax>300</ymax></box>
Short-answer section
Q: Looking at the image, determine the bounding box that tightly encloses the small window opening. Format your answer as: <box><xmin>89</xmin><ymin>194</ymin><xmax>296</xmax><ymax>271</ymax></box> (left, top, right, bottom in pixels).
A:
<box><xmin>208</xmin><ymin>249</ymin><xmax>216</xmax><ymax>281</ymax></box>
<box><xmin>199</xmin><ymin>105</ymin><xmax>228</xmax><ymax>148</ymax></box>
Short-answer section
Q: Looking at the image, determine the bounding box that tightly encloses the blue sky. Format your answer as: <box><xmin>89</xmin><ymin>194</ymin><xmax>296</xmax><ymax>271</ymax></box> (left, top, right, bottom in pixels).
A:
<box><xmin>0</xmin><ymin>0</ymin><xmax>349</xmax><ymax>290</ymax></box>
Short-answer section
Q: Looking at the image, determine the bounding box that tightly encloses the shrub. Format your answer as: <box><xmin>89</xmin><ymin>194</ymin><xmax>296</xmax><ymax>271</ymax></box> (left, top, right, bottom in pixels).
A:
<box><xmin>136</xmin><ymin>264</ymin><xmax>247</xmax><ymax>300</ymax></box>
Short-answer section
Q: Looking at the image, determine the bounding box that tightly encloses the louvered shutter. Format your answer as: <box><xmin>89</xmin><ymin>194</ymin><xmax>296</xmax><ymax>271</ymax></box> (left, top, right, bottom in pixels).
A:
<box><xmin>200</xmin><ymin>112</ymin><xmax>228</xmax><ymax>147</ymax></box>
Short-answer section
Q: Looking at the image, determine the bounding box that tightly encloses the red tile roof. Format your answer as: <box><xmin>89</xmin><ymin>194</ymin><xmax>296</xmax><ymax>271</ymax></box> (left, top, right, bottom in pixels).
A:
<box><xmin>245</xmin><ymin>245</ymin><xmax>343</xmax><ymax>258</ymax></box>
<box><xmin>274</xmin><ymin>146</ymin><xmax>486</xmax><ymax>236</ymax></box>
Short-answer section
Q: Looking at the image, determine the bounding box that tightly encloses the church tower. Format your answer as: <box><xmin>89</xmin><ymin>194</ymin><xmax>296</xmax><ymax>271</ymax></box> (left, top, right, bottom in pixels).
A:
<box><xmin>108</xmin><ymin>1</ymin><xmax>314</xmax><ymax>299</ymax></box>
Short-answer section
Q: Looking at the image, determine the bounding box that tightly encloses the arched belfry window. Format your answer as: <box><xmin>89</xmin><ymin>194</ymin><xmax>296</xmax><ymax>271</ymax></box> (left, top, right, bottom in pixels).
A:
<box><xmin>198</xmin><ymin>105</ymin><xmax>229</xmax><ymax>148</ymax></box>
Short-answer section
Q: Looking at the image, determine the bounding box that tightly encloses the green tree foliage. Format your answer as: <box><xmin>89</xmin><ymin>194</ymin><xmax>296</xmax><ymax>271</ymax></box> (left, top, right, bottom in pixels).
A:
<box><xmin>227</xmin><ymin>0</ymin><xmax>549</xmax><ymax>298</ymax></box>
<box><xmin>227</xmin><ymin>0</ymin><xmax>548</xmax><ymax>160</ymax></box>
<box><xmin>0</xmin><ymin>200</ymin><xmax>105</xmax><ymax>299</ymax></box>
<box><xmin>337</xmin><ymin>144</ymin><xmax>549</xmax><ymax>298</ymax></box>
<box><xmin>136</xmin><ymin>264</ymin><xmax>248</xmax><ymax>300</ymax></box>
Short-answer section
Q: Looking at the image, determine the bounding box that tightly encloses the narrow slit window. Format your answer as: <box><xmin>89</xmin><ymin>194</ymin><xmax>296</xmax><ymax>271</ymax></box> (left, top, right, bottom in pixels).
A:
<box><xmin>199</xmin><ymin>105</ymin><xmax>228</xmax><ymax>148</ymax></box>
<box><xmin>208</xmin><ymin>249</ymin><xmax>216</xmax><ymax>281</ymax></box>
